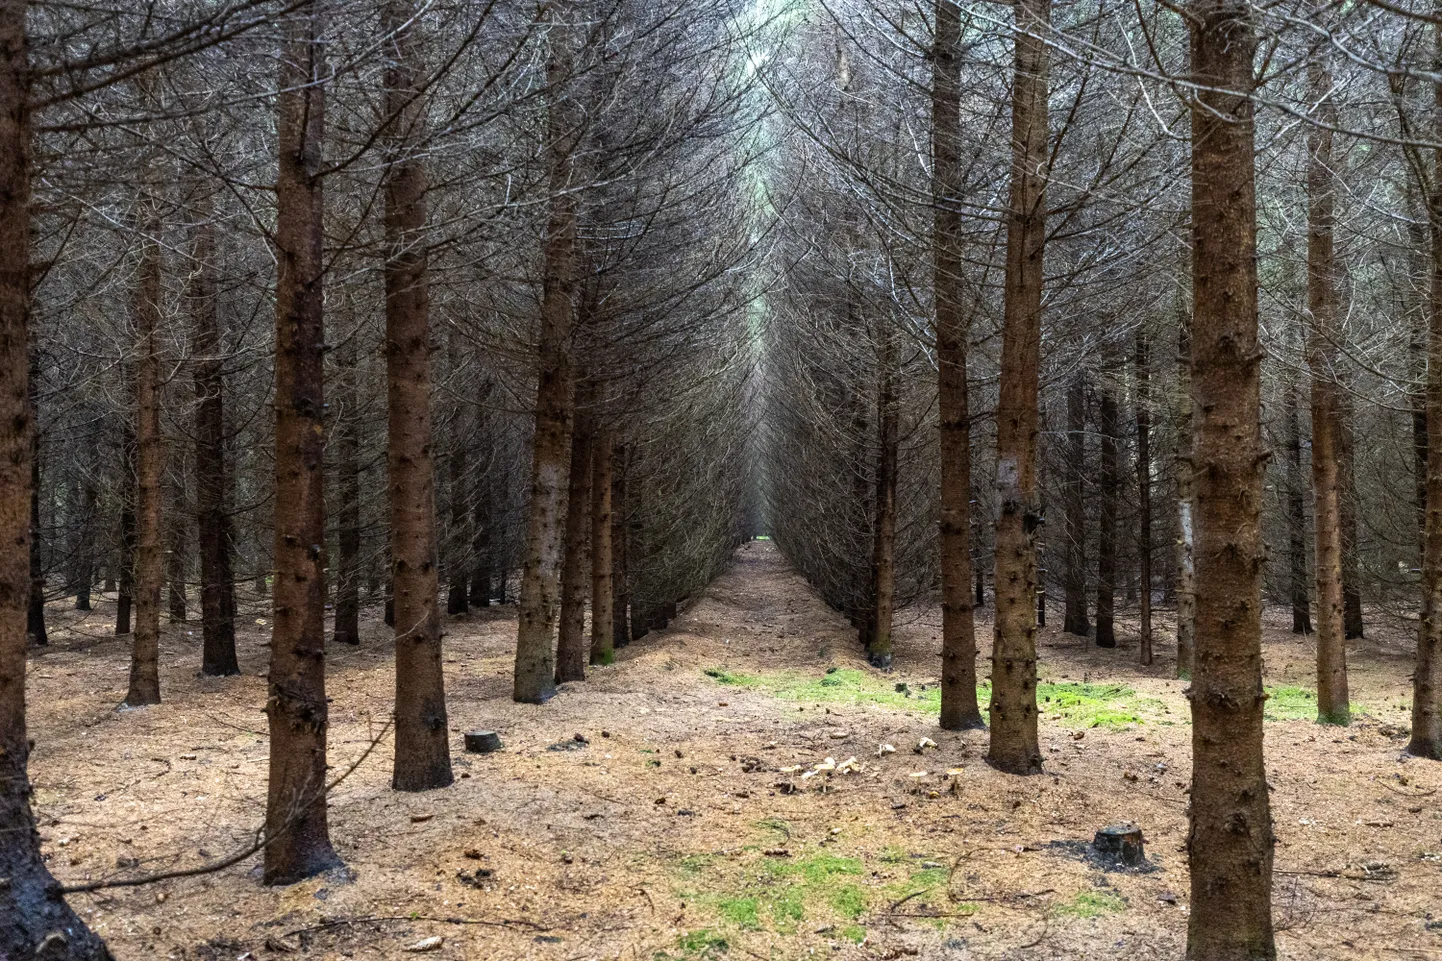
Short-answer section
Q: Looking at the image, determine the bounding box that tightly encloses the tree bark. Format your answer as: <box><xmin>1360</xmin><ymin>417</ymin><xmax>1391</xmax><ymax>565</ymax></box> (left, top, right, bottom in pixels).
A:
<box><xmin>115</xmin><ymin>423</ymin><xmax>135</xmax><ymax>636</ymax></box>
<box><xmin>1062</xmin><ymin>372</ymin><xmax>1089</xmax><ymax>636</ymax></box>
<box><xmin>1338</xmin><ymin>393</ymin><xmax>1364</xmax><ymax>639</ymax></box>
<box><xmin>934</xmin><ymin>0</ymin><xmax>982</xmax><ymax>728</ymax></box>
<box><xmin>1185</xmin><ymin>2</ymin><xmax>1277</xmax><ymax>954</ymax></box>
<box><xmin>332</xmin><ymin>335</ymin><xmax>361</xmax><ymax>646</ymax></box>
<box><xmin>1283</xmin><ymin>361</ymin><xmax>1312</xmax><ymax>635</ymax></box>
<box><xmin>1306</xmin><ymin>55</ymin><xmax>1350</xmax><ymax>725</ymax></box>
<box><xmin>1095</xmin><ymin>371</ymin><xmax>1118</xmax><ymax>649</ymax></box>
<box><xmin>265</xmin><ymin>0</ymin><xmax>342</xmax><ymax>884</ymax></box>
<box><xmin>382</xmin><ymin>0</ymin><xmax>452</xmax><ymax>792</ymax></box>
<box><xmin>987</xmin><ymin>0</ymin><xmax>1049</xmax><ymax>776</ymax></box>
<box><xmin>612</xmin><ymin>443</ymin><xmax>631</xmax><ymax>645</ymax></box>
<box><xmin>868</xmin><ymin>322</ymin><xmax>899</xmax><ymax>670</ymax></box>
<box><xmin>556</xmin><ymin>408</ymin><xmax>592</xmax><ymax>683</ymax></box>
<box><xmin>446</xmin><ymin>424</ymin><xmax>471</xmax><ymax>616</ymax></box>
<box><xmin>1175</xmin><ymin>308</ymin><xmax>1196</xmax><ymax>678</ymax></box>
<box><xmin>1136</xmin><ymin>329</ymin><xmax>1153</xmax><ymax>666</ymax></box>
<box><xmin>27</xmin><ymin>422</ymin><xmax>45</xmax><ymax>646</ymax></box>
<box><xmin>166</xmin><ymin>480</ymin><xmax>188</xmax><ymax>624</ymax></box>
<box><xmin>590</xmin><ymin>433</ymin><xmax>615</xmax><ymax>665</ymax></box>
<box><xmin>124</xmin><ymin>204</ymin><xmax>165</xmax><ymax>709</ymax></box>
<box><xmin>514</xmin><ymin>16</ymin><xmax>578</xmax><ymax>704</ymax></box>
<box><xmin>74</xmin><ymin>476</ymin><xmax>96</xmax><ymax>611</ymax></box>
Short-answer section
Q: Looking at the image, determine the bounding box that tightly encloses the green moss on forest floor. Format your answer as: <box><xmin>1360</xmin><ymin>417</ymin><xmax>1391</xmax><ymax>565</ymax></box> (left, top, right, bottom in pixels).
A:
<box><xmin>1053</xmin><ymin>890</ymin><xmax>1127</xmax><ymax>919</ymax></box>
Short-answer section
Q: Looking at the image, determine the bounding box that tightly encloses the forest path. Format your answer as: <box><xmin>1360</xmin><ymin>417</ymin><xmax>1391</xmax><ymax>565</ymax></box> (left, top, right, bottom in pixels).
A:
<box><xmin>22</xmin><ymin>540</ymin><xmax>1436</xmax><ymax>961</ymax></box>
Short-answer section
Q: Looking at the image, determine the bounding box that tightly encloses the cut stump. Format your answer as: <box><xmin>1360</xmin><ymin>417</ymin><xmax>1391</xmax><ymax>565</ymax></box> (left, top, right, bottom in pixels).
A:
<box><xmin>1093</xmin><ymin>824</ymin><xmax>1145</xmax><ymax>865</ymax></box>
<box><xmin>464</xmin><ymin>730</ymin><xmax>502</xmax><ymax>754</ymax></box>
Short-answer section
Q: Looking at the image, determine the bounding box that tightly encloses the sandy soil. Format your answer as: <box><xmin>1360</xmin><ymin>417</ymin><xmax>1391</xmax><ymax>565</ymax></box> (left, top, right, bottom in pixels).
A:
<box><xmin>23</xmin><ymin>541</ymin><xmax>1441</xmax><ymax>961</ymax></box>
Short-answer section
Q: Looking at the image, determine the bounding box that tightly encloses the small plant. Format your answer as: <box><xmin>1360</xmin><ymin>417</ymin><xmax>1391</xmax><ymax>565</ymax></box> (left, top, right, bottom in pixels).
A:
<box><xmin>1054</xmin><ymin>890</ymin><xmax>1126</xmax><ymax>919</ymax></box>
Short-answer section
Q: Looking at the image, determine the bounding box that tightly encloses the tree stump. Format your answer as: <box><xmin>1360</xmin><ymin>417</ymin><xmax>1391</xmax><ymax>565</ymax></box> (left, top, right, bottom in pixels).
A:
<box><xmin>464</xmin><ymin>730</ymin><xmax>502</xmax><ymax>754</ymax></box>
<box><xmin>1093</xmin><ymin>824</ymin><xmax>1145</xmax><ymax>865</ymax></box>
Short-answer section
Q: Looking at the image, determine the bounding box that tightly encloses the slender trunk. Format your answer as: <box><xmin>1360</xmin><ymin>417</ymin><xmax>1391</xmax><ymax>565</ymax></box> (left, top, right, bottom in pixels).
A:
<box><xmin>332</xmin><ymin>336</ymin><xmax>361</xmax><ymax>646</ymax></box>
<box><xmin>166</xmin><ymin>494</ymin><xmax>187</xmax><ymax>623</ymax></box>
<box><xmin>470</xmin><ymin>432</ymin><xmax>492</xmax><ymax>606</ymax></box>
<box><xmin>987</xmin><ymin>0</ymin><xmax>1049</xmax><ymax>776</ymax></box>
<box><xmin>1062</xmin><ymin>372</ymin><xmax>1089</xmax><ymax>636</ymax></box>
<box><xmin>191</xmin><ymin>211</ymin><xmax>239</xmax><ymax>674</ymax></box>
<box><xmin>383</xmin><ymin>0</ymin><xmax>452</xmax><ymax>791</ymax></box>
<box><xmin>0</xmin><ymin>7</ymin><xmax>113</xmax><ymax>951</ymax></box>
<box><xmin>446</xmin><ymin>426</ymin><xmax>471</xmax><ymax>616</ymax></box>
<box><xmin>116</xmin><ymin>424</ymin><xmax>135</xmax><ymax>636</ymax></box>
<box><xmin>265</xmin><ymin>1</ymin><xmax>341</xmax><ymax>883</ymax></box>
<box><xmin>1095</xmin><ymin>372</ymin><xmax>1118</xmax><ymax>649</ymax></box>
<box><xmin>74</xmin><ymin>477</ymin><xmax>96</xmax><ymax>611</ymax></box>
<box><xmin>1136</xmin><ymin>329</ymin><xmax>1153</xmax><ymax>666</ymax></box>
<box><xmin>612</xmin><ymin>443</ymin><xmax>631</xmax><ymax>645</ymax></box>
<box><xmin>514</xmin><ymin>20</ymin><xmax>578</xmax><ymax>703</ymax></box>
<box><xmin>556</xmin><ymin>409</ymin><xmax>592</xmax><ymax>683</ymax></box>
<box><xmin>26</xmin><ymin>423</ymin><xmax>45</xmax><ymax>645</ymax></box>
<box><xmin>1186</xmin><ymin>2</ymin><xmax>1276</xmax><ymax>954</ymax></box>
<box><xmin>1307</xmin><ymin>55</ymin><xmax>1349</xmax><ymax>725</ymax></box>
<box><xmin>1175</xmin><ymin>309</ymin><xmax>1196</xmax><ymax>678</ymax></box>
<box><xmin>1338</xmin><ymin>392</ymin><xmax>1364</xmax><ymax>639</ymax></box>
<box><xmin>868</xmin><ymin>323</ymin><xmax>899</xmax><ymax>669</ymax></box>
<box><xmin>934</xmin><ymin>0</ymin><xmax>982</xmax><ymax>729</ymax></box>
<box><xmin>125</xmin><ymin>205</ymin><xmax>165</xmax><ymax>709</ymax></box>
<box><xmin>590</xmin><ymin>433</ymin><xmax>615</xmax><ymax>665</ymax></box>
<box><xmin>1284</xmin><ymin>363</ymin><xmax>1312</xmax><ymax>635</ymax></box>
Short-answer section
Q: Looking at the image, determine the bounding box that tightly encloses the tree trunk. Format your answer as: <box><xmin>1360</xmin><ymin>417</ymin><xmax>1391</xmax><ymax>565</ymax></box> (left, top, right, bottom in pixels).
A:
<box><xmin>1338</xmin><ymin>393</ymin><xmax>1363</xmax><ymax>640</ymax></box>
<box><xmin>514</xmin><ymin>18</ymin><xmax>578</xmax><ymax>704</ymax></box>
<box><xmin>265</xmin><ymin>0</ymin><xmax>341</xmax><ymax>884</ymax></box>
<box><xmin>166</xmin><ymin>499</ymin><xmax>187</xmax><ymax>624</ymax></box>
<box><xmin>74</xmin><ymin>477</ymin><xmax>96</xmax><ymax>611</ymax></box>
<box><xmin>556</xmin><ymin>410</ymin><xmax>592</xmax><ymax>683</ymax></box>
<box><xmin>470</xmin><ymin>437</ymin><xmax>492</xmax><ymax>606</ymax></box>
<box><xmin>1175</xmin><ymin>308</ymin><xmax>1196</xmax><ymax>678</ymax></box>
<box><xmin>125</xmin><ymin>205</ymin><xmax>165</xmax><ymax>709</ymax></box>
<box><xmin>27</xmin><ymin>424</ymin><xmax>46</xmax><ymax>646</ymax></box>
<box><xmin>191</xmin><ymin>211</ymin><xmax>239</xmax><ymax>674</ymax></box>
<box><xmin>1284</xmin><ymin>362</ymin><xmax>1312</xmax><ymax>635</ymax></box>
<box><xmin>1062</xmin><ymin>372</ymin><xmax>1089</xmax><ymax>636</ymax></box>
<box><xmin>1095</xmin><ymin>372</ymin><xmax>1119</xmax><ymax>649</ymax></box>
<box><xmin>115</xmin><ymin>423</ymin><xmax>135</xmax><ymax>636</ymax></box>
<box><xmin>446</xmin><ymin>425</ymin><xmax>471</xmax><ymax>616</ymax></box>
<box><xmin>868</xmin><ymin>323</ymin><xmax>899</xmax><ymax>670</ymax></box>
<box><xmin>332</xmin><ymin>336</ymin><xmax>361</xmax><ymax>647</ymax></box>
<box><xmin>1136</xmin><ymin>329</ymin><xmax>1153</xmax><ymax>666</ymax></box>
<box><xmin>590</xmin><ymin>433</ymin><xmax>615</xmax><ymax>665</ymax></box>
<box><xmin>1185</xmin><ymin>2</ymin><xmax>1277</xmax><ymax>954</ymax></box>
<box><xmin>383</xmin><ymin>0</ymin><xmax>452</xmax><ymax>792</ymax></box>
<box><xmin>0</xmin><ymin>7</ymin><xmax>113</xmax><ymax>951</ymax></box>
<box><xmin>934</xmin><ymin>0</ymin><xmax>982</xmax><ymax>728</ymax></box>
<box><xmin>1306</xmin><ymin>55</ymin><xmax>1349</xmax><ymax>725</ymax></box>
<box><xmin>612</xmin><ymin>443</ymin><xmax>631</xmax><ymax>646</ymax></box>
<box><xmin>987</xmin><ymin>0</ymin><xmax>1049</xmax><ymax>776</ymax></box>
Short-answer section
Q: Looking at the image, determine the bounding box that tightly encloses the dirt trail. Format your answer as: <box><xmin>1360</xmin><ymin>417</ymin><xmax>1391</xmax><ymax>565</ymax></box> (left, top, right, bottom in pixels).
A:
<box><xmin>23</xmin><ymin>540</ymin><xmax>1441</xmax><ymax>960</ymax></box>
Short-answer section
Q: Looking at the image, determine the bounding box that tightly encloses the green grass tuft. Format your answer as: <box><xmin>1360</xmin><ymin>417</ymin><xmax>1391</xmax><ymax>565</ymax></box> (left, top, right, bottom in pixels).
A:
<box><xmin>1265</xmin><ymin>685</ymin><xmax>1317</xmax><ymax>721</ymax></box>
<box><xmin>656</xmin><ymin>929</ymin><xmax>729</xmax><ymax>960</ymax></box>
<box><xmin>1054</xmin><ymin>890</ymin><xmax>1126</xmax><ymax>919</ymax></box>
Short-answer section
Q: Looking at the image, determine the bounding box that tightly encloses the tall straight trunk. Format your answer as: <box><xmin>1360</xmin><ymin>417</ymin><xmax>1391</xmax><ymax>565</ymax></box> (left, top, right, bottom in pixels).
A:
<box><xmin>0</xmin><ymin>7</ymin><xmax>113</xmax><ymax>952</ymax></box>
<box><xmin>191</xmin><ymin>214</ymin><xmax>239</xmax><ymax>674</ymax></box>
<box><xmin>1175</xmin><ymin>310</ymin><xmax>1196</xmax><ymax>678</ymax></box>
<box><xmin>987</xmin><ymin>0</ymin><xmax>1049</xmax><ymax>776</ymax></box>
<box><xmin>116</xmin><ymin>423</ymin><xmax>136</xmax><ymax>636</ymax></box>
<box><xmin>1136</xmin><ymin>329</ymin><xmax>1154</xmax><ymax>665</ymax></box>
<box><xmin>265</xmin><ymin>1</ymin><xmax>341</xmax><ymax>884</ymax></box>
<box><xmin>1413</xmin><ymin>17</ymin><xmax>1442</xmax><ymax>760</ymax></box>
<box><xmin>1062</xmin><ymin>372</ymin><xmax>1089</xmax><ymax>636</ymax></box>
<box><xmin>514</xmin><ymin>18</ymin><xmax>578</xmax><ymax>704</ymax></box>
<box><xmin>590</xmin><ymin>433</ymin><xmax>615</xmax><ymax>665</ymax></box>
<box><xmin>1095</xmin><ymin>373</ymin><xmax>1119</xmax><ymax>648</ymax></box>
<box><xmin>332</xmin><ymin>336</ymin><xmax>361</xmax><ymax>646</ymax></box>
<box><xmin>1185</xmin><ymin>2</ymin><xmax>1276</xmax><ymax>955</ymax></box>
<box><xmin>383</xmin><ymin>0</ymin><xmax>452</xmax><ymax>792</ymax></box>
<box><xmin>125</xmin><ymin>207</ymin><xmax>165</xmax><ymax>709</ymax></box>
<box><xmin>868</xmin><ymin>323</ymin><xmax>899</xmax><ymax>670</ymax></box>
<box><xmin>612</xmin><ymin>443</ymin><xmax>631</xmax><ymax>645</ymax></box>
<box><xmin>556</xmin><ymin>411</ymin><xmax>592</xmax><ymax>683</ymax></box>
<box><xmin>1338</xmin><ymin>393</ymin><xmax>1364</xmax><ymax>639</ymax></box>
<box><xmin>26</xmin><ymin>425</ymin><xmax>45</xmax><ymax>645</ymax></box>
<box><xmin>470</xmin><ymin>439</ymin><xmax>492</xmax><ymax>606</ymax></box>
<box><xmin>1283</xmin><ymin>363</ymin><xmax>1312</xmax><ymax>635</ymax></box>
<box><xmin>446</xmin><ymin>429</ymin><xmax>470</xmax><ymax>615</ymax></box>
<box><xmin>74</xmin><ymin>477</ymin><xmax>97</xmax><ymax>610</ymax></box>
<box><xmin>1307</xmin><ymin>55</ymin><xmax>1349</xmax><ymax>725</ymax></box>
<box><xmin>166</xmin><ymin>496</ymin><xmax>187</xmax><ymax>623</ymax></box>
<box><xmin>934</xmin><ymin>0</ymin><xmax>982</xmax><ymax>728</ymax></box>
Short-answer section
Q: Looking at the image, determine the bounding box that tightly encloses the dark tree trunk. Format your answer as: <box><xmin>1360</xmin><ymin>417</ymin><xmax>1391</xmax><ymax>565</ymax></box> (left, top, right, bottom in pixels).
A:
<box><xmin>446</xmin><ymin>425</ymin><xmax>471</xmax><ymax>616</ymax></box>
<box><xmin>166</xmin><ymin>491</ymin><xmax>188</xmax><ymax>624</ymax></box>
<box><xmin>265</xmin><ymin>0</ymin><xmax>342</xmax><ymax>884</ymax></box>
<box><xmin>590</xmin><ymin>433</ymin><xmax>615</xmax><ymax>665</ymax></box>
<box><xmin>190</xmin><ymin>213</ymin><xmax>239</xmax><ymax>675</ymax></box>
<box><xmin>0</xmin><ymin>7</ymin><xmax>113</xmax><ymax>951</ymax></box>
<box><xmin>1284</xmin><ymin>362</ymin><xmax>1312</xmax><ymax>635</ymax></box>
<box><xmin>1338</xmin><ymin>392</ymin><xmax>1364</xmax><ymax>639</ymax></box>
<box><xmin>115</xmin><ymin>424</ymin><xmax>136</xmax><ymax>636</ymax></box>
<box><xmin>1175</xmin><ymin>307</ymin><xmax>1196</xmax><ymax>678</ymax></box>
<box><xmin>556</xmin><ymin>409</ymin><xmax>592</xmax><ymax>684</ymax></box>
<box><xmin>1095</xmin><ymin>372</ymin><xmax>1118</xmax><ymax>649</ymax></box>
<box><xmin>332</xmin><ymin>336</ymin><xmax>361</xmax><ymax>647</ymax></box>
<box><xmin>1062</xmin><ymin>372</ymin><xmax>1089</xmax><ymax>636</ymax></box>
<box><xmin>74</xmin><ymin>477</ymin><xmax>96</xmax><ymax>611</ymax></box>
<box><xmin>1186</xmin><ymin>2</ymin><xmax>1277</xmax><ymax>954</ymax></box>
<box><xmin>470</xmin><ymin>444</ymin><xmax>492</xmax><ymax>606</ymax></box>
<box><xmin>987</xmin><ymin>0</ymin><xmax>1049</xmax><ymax>776</ymax></box>
<box><xmin>934</xmin><ymin>0</ymin><xmax>982</xmax><ymax>728</ymax></box>
<box><xmin>1136</xmin><ymin>330</ymin><xmax>1153</xmax><ymax>666</ymax></box>
<box><xmin>27</xmin><ymin>425</ymin><xmax>46</xmax><ymax>646</ymax></box>
<box><xmin>612</xmin><ymin>443</ymin><xmax>631</xmax><ymax>646</ymax></box>
<box><xmin>868</xmin><ymin>323</ymin><xmax>899</xmax><ymax>670</ymax></box>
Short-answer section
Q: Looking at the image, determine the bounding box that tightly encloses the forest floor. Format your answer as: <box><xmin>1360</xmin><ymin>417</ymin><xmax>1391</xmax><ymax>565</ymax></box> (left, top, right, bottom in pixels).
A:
<box><xmin>24</xmin><ymin>540</ymin><xmax>1441</xmax><ymax>961</ymax></box>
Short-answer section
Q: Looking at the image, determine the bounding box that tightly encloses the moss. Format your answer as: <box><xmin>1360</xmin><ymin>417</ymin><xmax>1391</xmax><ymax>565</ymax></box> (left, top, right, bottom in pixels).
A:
<box><xmin>829</xmin><ymin>883</ymin><xmax>867</xmax><ymax>919</ymax></box>
<box><xmin>658</xmin><ymin>929</ymin><xmax>729</xmax><ymax>960</ymax></box>
<box><xmin>717</xmin><ymin>896</ymin><xmax>759</xmax><ymax>929</ymax></box>
<box><xmin>841</xmin><ymin>924</ymin><xmax>867</xmax><ymax>943</ymax></box>
<box><xmin>1035</xmin><ymin>683</ymin><xmax>1169</xmax><ymax>729</ymax></box>
<box><xmin>1054</xmin><ymin>890</ymin><xmax>1126</xmax><ymax>919</ymax></box>
<box><xmin>1265</xmin><ymin>685</ymin><xmax>1318</xmax><ymax>721</ymax></box>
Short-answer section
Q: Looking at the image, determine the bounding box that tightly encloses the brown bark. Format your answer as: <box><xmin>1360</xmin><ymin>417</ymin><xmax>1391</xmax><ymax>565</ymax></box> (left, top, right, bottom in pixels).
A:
<box><xmin>26</xmin><ymin>422</ymin><xmax>45</xmax><ymax>645</ymax></box>
<box><xmin>934</xmin><ymin>0</ymin><xmax>982</xmax><ymax>729</ymax></box>
<box><xmin>1338</xmin><ymin>394</ymin><xmax>1363</xmax><ymax>639</ymax></box>
<box><xmin>1185</xmin><ymin>2</ymin><xmax>1276</xmax><ymax>954</ymax></box>
<box><xmin>332</xmin><ymin>335</ymin><xmax>361</xmax><ymax>646</ymax></box>
<box><xmin>166</xmin><ymin>498</ymin><xmax>187</xmax><ymax>624</ymax></box>
<box><xmin>987</xmin><ymin>0</ymin><xmax>1048</xmax><ymax>776</ymax></box>
<box><xmin>868</xmin><ymin>323</ymin><xmax>899</xmax><ymax>670</ymax></box>
<box><xmin>1062</xmin><ymin>372</ymin><xmax>1089</xmax><ymax>636</ymax></box>
<box><xmin>265</xmin><ymin>0</ymin><xmax>341</xmax><ymax>883</ymax></box>
<box><xmin>124</xmin><ymin>204</ymin><xmax>165</xmax><ymax>709</ymax></box>
<box><xmin>446</xmin><ymin>428</ymin><xmax>471</xmax><ymax>616</ymax></box>
<box><xmin>0</xmin><ymin>7</ymin><xmax>112</xmax><ymax>952</ymax></box>
<box><xmin>1095</xmin><ymin>372</ymin><xmax>1118</xmax><ymax>649</ymax></box>
<box><xmin>556</xmin><ymin>410</ymin><xmax>592</xmax><ymax>683</ymax></box>
<box><xmin>190</xmin><ymin>213</ymin><xmax>239</xmax><ymax>674</ymax></box>
<box><xmin>470</xmin><ymin>437</ymin><xmax>492</xmax><ymax>606</ymax></box>
<box><xmin>1175</xmin><ymin>309</ymin><xmax>1196</xmax><ymax>678</ymax></box>
<box><xmin>383</xmin><ymin>0</ymin><xmax>452</xmax><ymax>792</ymax></box>
<box><xmin>74</xmin><ymin>476</ymin><xmax>97</xmax><ymax>611</ymax></box>
<box><xmin>1136</xmin><ymin>329</ymin><xmax>1153</xmax><ymax>666</ymax></box>
<box><xmin>514</xmin><ymin>18</ymin><xmax>578</xmax><ymax>704</ymax></box>
<box><xmin>115</xmin><ymin>423</ymin><xmax>135</xmax><ymax>636</ymax></box>
<box><xmin>590</xmin><ymin>433</ymin><xmax>615</xmax><ymax>665</ymax></box>
<box><xmin>612</xmin><ymin>443</ymin><xmax>631</xmax><ymax>645</ymax></box>
<box><xmin>1306</xmin><ymin>55</ymin><xmax>1350</xmax><ymax>725</ymax></box>
<box><xmin>1283</xmin><ymin>362</ymin><xmax>1312</xmax><ymax>635</ymax></box>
